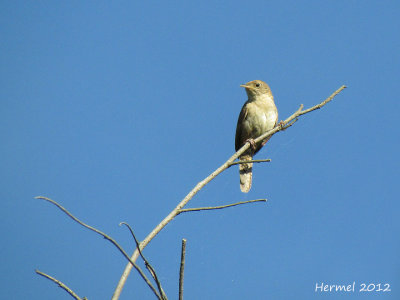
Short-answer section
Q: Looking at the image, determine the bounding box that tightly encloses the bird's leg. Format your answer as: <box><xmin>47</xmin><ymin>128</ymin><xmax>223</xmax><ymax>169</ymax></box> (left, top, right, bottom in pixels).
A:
<box><xmin>245</xmin><ymin>138</ymin><xmax>257</xmax><ymax>151</ymax></box>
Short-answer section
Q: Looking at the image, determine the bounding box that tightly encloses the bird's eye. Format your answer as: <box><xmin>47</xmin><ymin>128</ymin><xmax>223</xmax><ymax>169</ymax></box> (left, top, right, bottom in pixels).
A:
<box><xmin>255</xmin><ymin>83</ymin><xmax>261</xmax><ymax>88</ymax></box>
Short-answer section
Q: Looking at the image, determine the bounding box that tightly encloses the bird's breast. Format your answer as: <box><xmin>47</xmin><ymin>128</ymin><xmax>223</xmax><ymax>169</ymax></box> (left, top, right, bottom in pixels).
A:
<box><xmin>244</xmin><ymin>100</ymin><xmax>277</xmax><ymax>137</ymax></box>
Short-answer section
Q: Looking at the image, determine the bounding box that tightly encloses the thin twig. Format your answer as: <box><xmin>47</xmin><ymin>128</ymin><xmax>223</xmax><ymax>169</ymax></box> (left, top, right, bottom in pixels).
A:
<box><xmin>179</xmin><ymin>239</ymin><xmax>187</xmax><ymax>300</ymax></box>
<box><xmin>119</xmin><ymin>222</ymin><xmax>167</xmax><ymax>300</ymax></box>
<box><xmin>35</xmin><ymin>269</ymin><xmax>87</xmax><ymax>300</ymax></box>
<box><xmin>281</xmin><ymin>118</ymin><xmax>298</xmax><ymax>130</ymax></box>
<box><xmin>178</xmin><ymin>199</ymin><xmax>267</xmax><ymax>214</ymax></box>
<box><xmin>35</xmin><ymin>196</ymin><xmax>162</xmax><ymax>300</ymax></box>
<box><xmin>228</xmin><ymin>159</ymin><xmax>271</xmax><ymax>167</ymax></box>
<box><xmin>112</xmin><ymin>85</ymin><xmax>346</xmax><ymax>300</ymax></box>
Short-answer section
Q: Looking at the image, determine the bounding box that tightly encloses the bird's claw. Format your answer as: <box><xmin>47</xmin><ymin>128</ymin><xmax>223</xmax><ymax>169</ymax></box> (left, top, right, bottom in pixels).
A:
<box><xmin>246</xmin><ymin>138</ymin><xmax>257</xmax><ymax>151</ymax></box>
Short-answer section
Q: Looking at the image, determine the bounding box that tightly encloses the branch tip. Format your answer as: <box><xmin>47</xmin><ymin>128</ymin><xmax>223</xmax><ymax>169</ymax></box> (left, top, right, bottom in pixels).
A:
<box><xmin>36</xmin><ymin>269</ymin><xmax>84</xmax><ymax>300</ymax></box>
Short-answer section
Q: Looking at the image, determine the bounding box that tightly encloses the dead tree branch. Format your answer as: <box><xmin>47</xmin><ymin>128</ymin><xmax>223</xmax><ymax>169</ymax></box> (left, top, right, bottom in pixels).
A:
<box><xmin>112</xmin><ymin>85</ymin><xmax>347</xmax><ymax>299</ymax></box>
<box><xmin>178</xmin><ymin>199</ymin><xmax>267</xmax><ymax>214</ymax></box>
<box><xmin>179</xmin><ymin>239</ymin><xmax>187</xmax><ymax>300</ymax></box>
<box><xmin>119</xmin><ymin>222</ymin><xmax>167</xmax><ymax>300</ymax></box>
<box><xmin>35</xmin><ymin>196</ymin><xmax>162</xmax><ymax>300</ymax></box>
<box><xmin>228</xmin><ymin>159</ymin><xmax>271</xmax><ymax>166</ymax></box>
<box><xmin>35</xmin><ymin>269</ymin><xmax>88</xmax><ymax>300</ymax></box>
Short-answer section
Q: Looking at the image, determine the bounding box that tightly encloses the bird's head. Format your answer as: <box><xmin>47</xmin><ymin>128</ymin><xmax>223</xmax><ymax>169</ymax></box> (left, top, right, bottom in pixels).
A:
<box><xmin>240</xmin><ymin>80</ymin><xmax>271</xmax><ymax>98</ymax></box>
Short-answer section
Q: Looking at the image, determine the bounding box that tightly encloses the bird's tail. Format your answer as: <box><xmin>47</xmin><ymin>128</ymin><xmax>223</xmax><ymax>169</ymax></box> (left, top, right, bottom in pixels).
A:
<box><xmin>239</xmin><ymin>154</ymin><xmax>253</xmax><ymax>193</ymax></box>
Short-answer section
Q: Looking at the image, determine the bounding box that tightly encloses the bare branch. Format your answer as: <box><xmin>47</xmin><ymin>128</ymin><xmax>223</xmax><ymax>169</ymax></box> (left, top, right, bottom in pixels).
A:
<box><xmin>112</xmin><ymin>85</ymin><xmax>347</xmax><ymax>300</ymax></box>
<box><xmin>228</xmin><ymin>159</ymin><xmax>271</xmax><ymax>167</ymax></box>
<box><xmin>178</xmin><ymin>199</ymin><xmax>267</xmax><ymax>214</ymax></box>
<box><xmin>179</xmin><ymin>239</ymin><xmax>187</xmax><ymax>300</ymax></box>
<box><xmin>35</xmin><ymin>196</ymin><xmax>162</xmax><ymax>300</ymax></box>
<box><xmin>119</xmin><ymin>222</ymin><xmax>167</xmax><ymax>300</ymax></box>
<box><xmin>253</xmin><ymin>85</ymin><xmax>347</xmax><ymax>146</ymax></box>
<box><xmin>35</xmin><ymin>269</ymin><xmax>88</xmax><ymax>300</ymax></box>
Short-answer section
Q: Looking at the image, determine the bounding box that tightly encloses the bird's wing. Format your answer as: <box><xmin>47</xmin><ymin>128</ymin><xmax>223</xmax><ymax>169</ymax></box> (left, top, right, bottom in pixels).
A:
<box><xmin>235</xmin><ymin>103</ymin><xmax>249</xmax><ymax>151</ymax></box>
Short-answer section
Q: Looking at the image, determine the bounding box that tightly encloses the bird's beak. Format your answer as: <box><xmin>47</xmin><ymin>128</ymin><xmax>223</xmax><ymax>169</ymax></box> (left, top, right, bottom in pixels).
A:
<box><xmin>240</xmin><ymin>84</ymin><xmax>253</xmax><ymax>90</ymax></box>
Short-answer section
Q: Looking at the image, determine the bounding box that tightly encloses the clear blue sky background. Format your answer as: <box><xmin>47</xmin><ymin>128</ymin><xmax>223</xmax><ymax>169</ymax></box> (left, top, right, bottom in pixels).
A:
<box><xmin>1</xmin><ymin>1</ymin><xmax>399</xmax><ymax>300</ymax></box>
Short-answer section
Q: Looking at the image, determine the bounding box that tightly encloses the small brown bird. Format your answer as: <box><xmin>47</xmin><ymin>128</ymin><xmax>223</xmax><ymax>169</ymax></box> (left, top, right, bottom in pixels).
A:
<box><xmin>235</xmin><ymin>80</ymin><xmax>278</xmax><ymax>193</ymax></box>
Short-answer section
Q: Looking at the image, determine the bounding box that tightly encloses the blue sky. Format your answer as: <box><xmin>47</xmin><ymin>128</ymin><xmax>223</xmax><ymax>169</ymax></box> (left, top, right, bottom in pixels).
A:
<box><xmin>1</xmin><ymin>1</ymin><xmax>399</xmax><ymax>299</ymax></box>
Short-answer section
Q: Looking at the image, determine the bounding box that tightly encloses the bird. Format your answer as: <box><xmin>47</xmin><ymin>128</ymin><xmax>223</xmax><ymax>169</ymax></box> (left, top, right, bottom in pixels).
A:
<box><xmin>235</xmin><ymin>80</ymin><xmax>278</xmax><ymax>193</ymax></box>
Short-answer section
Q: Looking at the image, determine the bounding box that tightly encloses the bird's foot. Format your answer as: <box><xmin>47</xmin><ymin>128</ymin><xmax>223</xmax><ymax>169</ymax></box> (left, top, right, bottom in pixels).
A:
<box><xmin>245</xmin><ymin>138</ymin><xmax>257</xmax><ymax>151</ymax></box>
<box><xmin>278</xmin><ymin>120</ymin><xmax>286</xmax><ymax>130</ymax></box>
